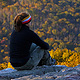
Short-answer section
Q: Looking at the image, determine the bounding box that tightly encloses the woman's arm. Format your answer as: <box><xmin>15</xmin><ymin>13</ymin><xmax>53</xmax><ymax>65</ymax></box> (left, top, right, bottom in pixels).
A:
<box><xmin>30</xmin><ymin>30</ymin><xmax>49</xmax><ymax>50</ymax></box>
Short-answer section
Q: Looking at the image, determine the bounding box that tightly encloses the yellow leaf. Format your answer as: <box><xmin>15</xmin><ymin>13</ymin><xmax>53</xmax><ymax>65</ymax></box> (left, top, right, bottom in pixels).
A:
<box><xmin>7</xmin><ymin>62</ymin><xmax>14</xmax><ymax>69</ymax></box>
<box><xmin>1</xmin><ymin>49</ymin><xmax>4</xmax><ymax>53</ymax></box>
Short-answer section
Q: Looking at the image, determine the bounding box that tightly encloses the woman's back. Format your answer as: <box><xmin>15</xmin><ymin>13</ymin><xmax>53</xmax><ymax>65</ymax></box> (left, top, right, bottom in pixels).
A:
<box><xmin>10</xmin><ymin>26</ymin><xmax>32</xmax><ymax>65</ymax></box>
<box><xmin>9</xmin><ymin>12</ymin><xmax>51</xmax><ymax>69</ymax></box>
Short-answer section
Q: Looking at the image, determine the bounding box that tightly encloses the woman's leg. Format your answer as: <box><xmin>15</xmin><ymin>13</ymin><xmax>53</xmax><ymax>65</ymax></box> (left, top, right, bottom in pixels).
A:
<box><xmin>27</xmin><ymin>44</ymin><xmax>45</xmax><ymax>68</ymax></box>
<box><xmin>14</xmin><ymin>43</ymin><xmax>44</xmax><ymax>70</ymax></box>
<box><xmin>38</xmin><ymin>50</ymin><xmax>52</xmax><ymax>66</ymax></box>
<box><xmin>14</xmin><ymin>43</ymin><xmax>52</xmax><ymax>70</ymax></box>
<box><xmin>30</xmin><ymin>43</ymin><xmax>52</xmax><ymax>66</ymax></box>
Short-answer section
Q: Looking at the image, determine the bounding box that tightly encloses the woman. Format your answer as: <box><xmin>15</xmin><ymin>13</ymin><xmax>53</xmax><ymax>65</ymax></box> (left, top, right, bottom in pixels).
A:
<box><xmin>9</xmin><ymin>12</ymin><xmax>54</xmax><ymax>70</ymax></box>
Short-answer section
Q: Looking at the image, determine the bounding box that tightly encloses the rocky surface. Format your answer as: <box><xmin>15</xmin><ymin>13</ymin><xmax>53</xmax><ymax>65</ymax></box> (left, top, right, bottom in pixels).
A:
<box><xmin>0</xmin><ymin>65</ymin><xmax>80</xmax><ymax>80</ymax></box>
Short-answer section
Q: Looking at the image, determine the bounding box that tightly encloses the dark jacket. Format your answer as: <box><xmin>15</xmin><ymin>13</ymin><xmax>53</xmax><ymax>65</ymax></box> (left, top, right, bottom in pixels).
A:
<box><xmin>9</xmin><ymin>25</ymin><xmax>49</xmax><ymax>67</ymax></box>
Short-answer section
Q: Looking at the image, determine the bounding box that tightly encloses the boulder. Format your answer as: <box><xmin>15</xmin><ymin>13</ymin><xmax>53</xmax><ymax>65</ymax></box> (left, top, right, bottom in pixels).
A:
<box><xmin>0</xmin><ymin>65</ymin><xmax>80</xmax><ymax>80</ymax></box>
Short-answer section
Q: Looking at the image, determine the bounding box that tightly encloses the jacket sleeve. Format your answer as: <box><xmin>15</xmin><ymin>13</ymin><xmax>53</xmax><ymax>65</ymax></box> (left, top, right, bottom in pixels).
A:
<box><xmin>30</xmin><ymin>30</ymin><xmax>49</xmax><ymax>50</ymax></box>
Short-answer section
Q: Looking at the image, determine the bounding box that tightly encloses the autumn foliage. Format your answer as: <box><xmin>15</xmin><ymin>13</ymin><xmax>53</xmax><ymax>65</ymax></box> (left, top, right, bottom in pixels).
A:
<box><xmin>0</xmin><ymin>0</ymin><xmax>80</xmax><ymax>70</ymax></box>
<box><xmin>49</xmin><ymin>48</ymin><xmax>80</xmax><ymax>67</ymax></box>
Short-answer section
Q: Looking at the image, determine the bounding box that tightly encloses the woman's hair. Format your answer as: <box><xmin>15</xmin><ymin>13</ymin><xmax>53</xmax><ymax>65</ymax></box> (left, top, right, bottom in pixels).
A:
<box><xmin>14</xmin><ymin>12</ymin><xmax>31</xmax><ymax>32</ymax></box>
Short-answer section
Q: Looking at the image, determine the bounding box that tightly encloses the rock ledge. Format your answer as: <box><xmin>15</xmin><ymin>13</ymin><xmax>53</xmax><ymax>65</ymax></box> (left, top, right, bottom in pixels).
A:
<box><xmin>0</xmin><ymin>65</ymin><xmax>80</xmax><ymax>80</ymax></box>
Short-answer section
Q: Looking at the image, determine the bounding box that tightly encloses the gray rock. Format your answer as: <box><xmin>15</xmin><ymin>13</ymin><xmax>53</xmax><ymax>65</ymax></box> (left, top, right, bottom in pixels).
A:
<box><xmin>0</xmin><ymin>65</ymin><xmax>80</xmax><ymax>80</ymax></box>
<box><xmin>0</xmin><ymin>68</ymin><xmax>17</xmax><ymax>74</ymax></box>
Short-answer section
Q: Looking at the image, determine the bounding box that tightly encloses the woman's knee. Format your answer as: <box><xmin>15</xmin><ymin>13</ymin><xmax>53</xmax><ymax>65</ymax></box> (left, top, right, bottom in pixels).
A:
<box><xmin>29</xmin><ymin>43</ymin><xmax>37</xmax><ymax>53</ymax></box>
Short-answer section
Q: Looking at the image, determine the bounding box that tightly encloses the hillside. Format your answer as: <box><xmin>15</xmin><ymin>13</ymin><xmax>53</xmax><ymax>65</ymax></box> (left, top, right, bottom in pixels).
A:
<box><xmin>0</xmin><ymin>0</ymin><xmax>80</xmax><ymax>68</ymax></box>
<box><xmin>0</xmin><ymin>0</ymin><xmax>18</xmax><ymax>8</ymax></box>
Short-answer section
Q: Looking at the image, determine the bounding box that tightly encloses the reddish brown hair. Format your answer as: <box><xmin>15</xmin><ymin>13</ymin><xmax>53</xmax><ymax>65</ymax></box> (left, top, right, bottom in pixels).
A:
<box><xmin>14</xmin><ymin>12</ymin><xmax>30</xmax><ymax>32</ymax></box>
